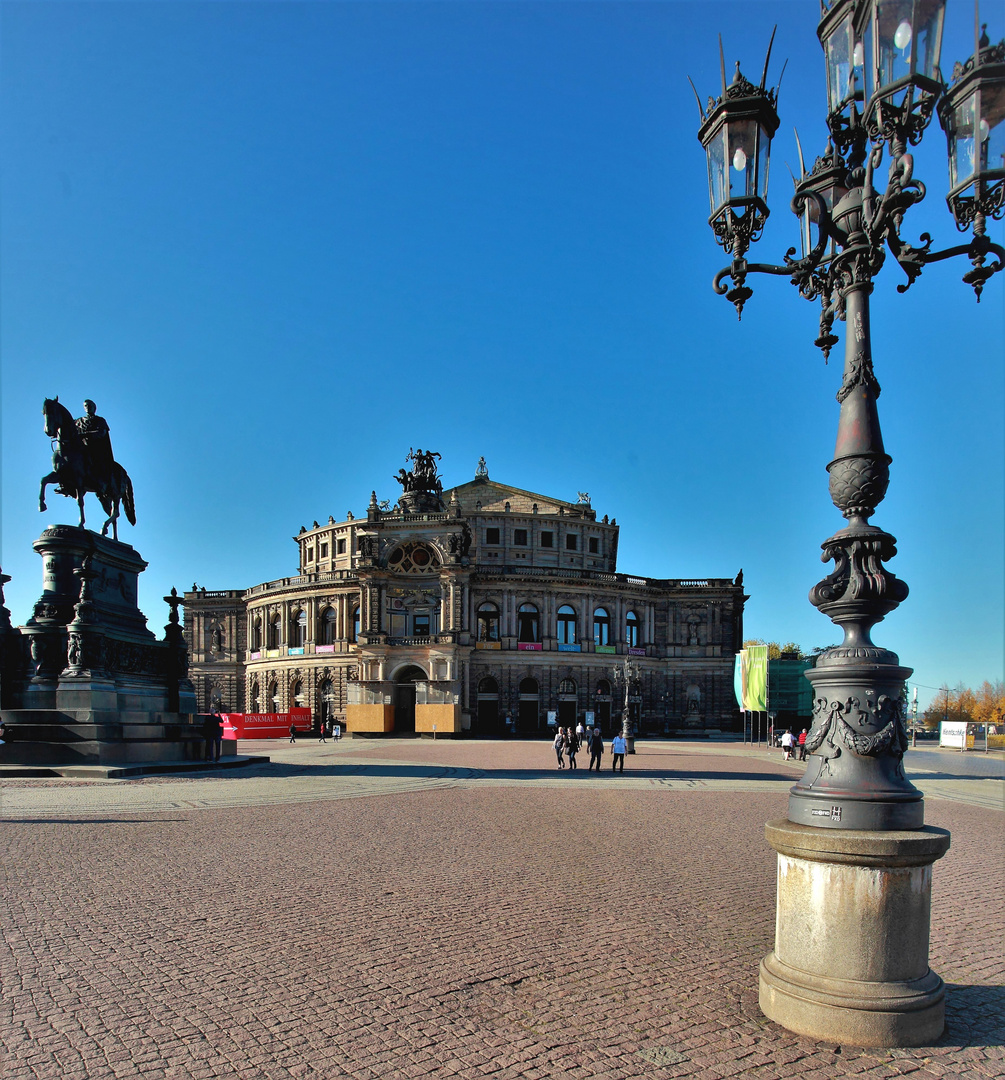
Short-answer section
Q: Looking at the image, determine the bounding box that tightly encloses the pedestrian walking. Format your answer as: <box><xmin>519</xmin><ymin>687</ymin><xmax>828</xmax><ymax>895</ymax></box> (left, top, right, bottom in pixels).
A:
<box><xmin>588</xmin><ymin>727</ymin><xmax>604</xmax><ymax>772</ymax></box>
<box><xmin>611</xmin><ymin>732</ymin><xmax>627</xmax><ymax>773</ymax></box>
<box><xmin>210</xmin><ymin>711</ymin><xmax>224</xmax><ymax>762</ymax></box>
<box><xmin>318</xmin><ymin>721</ymin><xmax>327</xmax><ymax>744</ymax></box>
<box><xmin>797</xmin><ymin>728</ymin><xmax>808</xmax><ymax>760</ymax></box>
<box><xmin>553</xmin><ymin>728</ymin><xmax>566</xmax><ymax>769</ymax></box>
<box><xmin>202</xmin><ymin>712</ymin><xmax>217</xmax><ymax>761</ymax></box>
<box><xmin>289</xmin><ymin>722</ymin><xmax>297</xmax><ymax>744</ymax></box>
<box><xmin>781</xmin><ymin>729</ymin><xmax>794</xmax><ymax>760</ymax></box>
<box><xmin>566</xmin><ymin>729</ymin><xmax>579</xmax><ymax>770</ymax></box>
<box><xmin>575</xmin><ymin>720</ymin><xmax>585</xmax><ymax>747</ymax></box>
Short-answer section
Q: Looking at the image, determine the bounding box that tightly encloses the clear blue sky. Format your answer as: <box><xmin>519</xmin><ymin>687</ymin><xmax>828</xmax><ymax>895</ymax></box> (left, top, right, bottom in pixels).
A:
<box><xmin>2</xmin><ymin>1</ymin><xmax>1001</xmax><ymax>712</ymax></box>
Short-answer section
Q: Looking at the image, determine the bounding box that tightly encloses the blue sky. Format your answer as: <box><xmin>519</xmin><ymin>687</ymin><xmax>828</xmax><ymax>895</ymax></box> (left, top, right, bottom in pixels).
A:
<box><xmin>1</xmin><ymin>1</ymin><xmax>1001</xmax><ymax>711</ymax></box>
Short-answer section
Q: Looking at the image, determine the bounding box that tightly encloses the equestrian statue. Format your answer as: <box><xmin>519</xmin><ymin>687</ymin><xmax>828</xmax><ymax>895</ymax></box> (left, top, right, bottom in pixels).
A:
<box><xmin>39</xmin><ymin>397</ymin><xmax>136</xmax><ymax>540</ymax></box>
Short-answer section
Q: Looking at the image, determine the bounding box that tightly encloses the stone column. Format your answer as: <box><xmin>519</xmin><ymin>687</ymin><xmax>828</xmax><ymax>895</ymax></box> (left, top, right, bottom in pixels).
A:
<box><xmin>760</xmin><ymin>820</ymin><xmax>950</xmax><ymax>1047</ymax></box>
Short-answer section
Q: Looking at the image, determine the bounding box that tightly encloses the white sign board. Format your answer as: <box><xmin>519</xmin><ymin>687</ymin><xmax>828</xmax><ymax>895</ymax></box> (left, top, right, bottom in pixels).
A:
<box><xmin>585</xmin><ymin>710</ymin><xmax>595</xmax><ymax>725</ymax></box>
<box><xmin>547</xmin><ymin>711</ymin><xmax>557</xmax><ymax>726</ymax></box>
<box><xmin>940</xmin><ymin>721</ymin><xmax>967</xmax><ymax>748</ymax></box>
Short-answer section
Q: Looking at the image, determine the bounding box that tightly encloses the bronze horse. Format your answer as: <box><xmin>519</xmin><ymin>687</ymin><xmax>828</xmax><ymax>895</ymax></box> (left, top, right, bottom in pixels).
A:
<box><xmin>39</xmin><ymin>397</ymin><xmax>136</xmax><ymax>540</ymax></box>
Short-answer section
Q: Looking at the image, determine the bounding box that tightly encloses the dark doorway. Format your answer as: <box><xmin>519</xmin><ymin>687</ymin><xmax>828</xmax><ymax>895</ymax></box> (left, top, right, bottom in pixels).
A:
<box><xmin>518</xmin><ymin>677</ymin><xmax>539</xmax><ymax>735</ymax></box>
<box><xmin>393</xmin><ymin>665</ymin><xmax>425</xmax><ymax>733</ymax></box>
<box><xmin>597</xmin><ymin>701</ymin><xmax>612</xmax><ymax>733</ymax></box>
<box><xmin>558</xmin><ymin>700</ymin><xmax>577</xmax><ymax>727</ymax></box>
<box><xmin>477</xmin><ymin>698</ymin><xmax>499</xmax><ymax>732</ymax></box>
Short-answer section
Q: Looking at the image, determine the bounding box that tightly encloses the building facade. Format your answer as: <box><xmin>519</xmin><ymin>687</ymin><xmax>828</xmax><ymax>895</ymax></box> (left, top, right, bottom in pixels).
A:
<box><xmin>184</xmin><ymin>460</ymin><xmax>747</xmax><ymax>736</ymax></box>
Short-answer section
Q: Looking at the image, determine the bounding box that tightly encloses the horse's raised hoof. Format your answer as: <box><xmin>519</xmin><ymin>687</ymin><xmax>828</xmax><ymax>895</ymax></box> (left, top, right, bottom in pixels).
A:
<box><xmin>39</xmin><ymin>500</ymin><xmax>46</xmax><ymax>512</ymax></box>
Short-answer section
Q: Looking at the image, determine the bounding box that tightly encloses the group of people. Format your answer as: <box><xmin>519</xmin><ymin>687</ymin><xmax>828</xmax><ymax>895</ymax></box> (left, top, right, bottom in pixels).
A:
<box><xmin>552</xmin><ymin>723</ymin><xmax>628</xmax><ymax>773</ymax></box>
<box><xmin>780</xmin><ymin>728</ymin><xmax>808</xmax><ymax>761</ymax></box>
<box><xmin>288</xmin><ymin>722</ymin><xmax>341</xmax><ymax>744</ymax></box>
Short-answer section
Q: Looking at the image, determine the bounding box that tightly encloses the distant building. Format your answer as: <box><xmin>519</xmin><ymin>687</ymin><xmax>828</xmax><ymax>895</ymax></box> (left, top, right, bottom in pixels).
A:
<box><xmin>768</xmin><ymin>652</ymin><xmax>814</xmax><ymax>729</ymax></box>
<box><xmin>184</xmin><ymin>459</ymin><xmax>747</xmax><ymax>737</ymax></box>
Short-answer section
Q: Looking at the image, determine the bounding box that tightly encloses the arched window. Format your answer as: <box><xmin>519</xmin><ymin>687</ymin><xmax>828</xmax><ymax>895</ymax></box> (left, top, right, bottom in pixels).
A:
<box><xmin>519</xmin><ymin>677</ymin><xmax>539</xmax><ymax>696</ymax></box>
<box><xmin>350</xmin><ymin>606</ymin><xmax>360</xmax><ymax>643</ymax></box>
<box><xmin>269</xmin><ymin>681</ymin><xmax>280</xmax><ymax>712</ymax></box>
<box><xmin>250</xmin><ymin>682</ymin><xmax>260</xmax><ymax>712</ymax></box>
<box><xmin>292</xmin><ymin>681</ymin><xmax>304</xmax><ymax>708</ymax></box>
<box><xmin>557</xmin><ymin>605</ymin><xmax>577</xmax><ymax>645</ymax></box>
<box><xmin>596</xmin><ymin>679</ymin><xmax>612</xmax><ymax>697</ymax></box>
<box><xmin>292</xmin><ymin>610</ymin><xmax>307</xmax><ymax>647</ymax></box>
<box><xmin>476</xmin><ymin>602</ymin><xmax>500</xmax><ymax>642</ymax></box>
<box><xmin>478</xmin><ymin>676</ymin><xmax>499</xmax><ymax>694</ymax></box>
<box><xmin>321</xmin><ymin>608</ymin><xmax>337</xmax><ymax>645</ymax></box>
<box><xmin>626</xmin><ymin>610</ymin><xmax>640</xmax><ymax>648</ymax></box>
<box><xmin>269</xmin><ymin>614</ymin><xmax>282</xmax><ymax>649</ymax></box>
<box><xmin>517</xmin><ymin>603</ymin><xmax>539</xmax><ymax>644</ymax></box>
<box><xmin>558</xmin><ymin>678</ymin><xmax>577</xmax><ymax>696</ymax></box>
<box><xmin>251</xmin><ymin>617</ymin><xmax>262</xmax><ymax>651</ymax></box>
<box><xmin>593</xmin><ymin>607</ymin><xmax>610</xmax><ymax>646</ymax></box>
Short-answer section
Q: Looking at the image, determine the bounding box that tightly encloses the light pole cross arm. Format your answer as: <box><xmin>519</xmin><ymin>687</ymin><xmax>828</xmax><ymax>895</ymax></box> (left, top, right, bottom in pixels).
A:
<box><xmin>888</xmin><ymin>230</ymin><xmax>1005</xmax><ymax>301</ymax></box>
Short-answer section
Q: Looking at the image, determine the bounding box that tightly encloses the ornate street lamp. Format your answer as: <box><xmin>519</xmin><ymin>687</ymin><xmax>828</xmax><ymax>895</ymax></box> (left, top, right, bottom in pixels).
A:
<box><xmin>693</xmin><ymin>3</ymin><xmax>1003</xmax><ymax>1049</ymax></box>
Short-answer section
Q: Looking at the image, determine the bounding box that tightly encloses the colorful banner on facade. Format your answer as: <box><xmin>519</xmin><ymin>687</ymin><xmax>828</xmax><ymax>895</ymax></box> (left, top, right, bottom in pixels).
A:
<box><xmin>744</xmin><ymin>645</ymin><xmax>769</xmax><ymax>711</ymax></box>
<box><xmin>518</xmin><ymin>642</ymin><xmax>542</xmax><ymax>651</ymax></box>
<box><xmin>628</xmin><ymin>647</ymin><xmax>645</xmax><ymax>656</ymax></box>
<box><xmin>734</xmin><ymin>650</ymin><xmax>746</xmax><ymax>710</ymax></box>
<box><xmin>222</xmin><ymin>708</ymin><xmax>313</xmax><ymax>740</ymax></box>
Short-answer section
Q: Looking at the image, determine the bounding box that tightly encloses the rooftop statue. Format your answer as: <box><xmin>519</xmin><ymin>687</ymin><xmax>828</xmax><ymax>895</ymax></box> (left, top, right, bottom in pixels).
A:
<box><xmin>39</xmin><ymin>397</ymin><xmax>136</xmax><ymax>540</ymax></box>
<box><xmin>393</xmin><ymin>448</ymin><xmax>443</xmax><ymax>496</ymax></box>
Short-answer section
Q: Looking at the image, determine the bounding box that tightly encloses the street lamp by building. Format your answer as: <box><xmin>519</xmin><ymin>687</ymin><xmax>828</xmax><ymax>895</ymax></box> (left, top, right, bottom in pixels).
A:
<box><xmin>694</xmin><ymin>1</ymin><xmax>1002</xmax><ymax>1048</ymax></box>
<box><xmin>611</xmin><ymin>657</ymin><xmax>639</xmax><ymax>753</ymax></box>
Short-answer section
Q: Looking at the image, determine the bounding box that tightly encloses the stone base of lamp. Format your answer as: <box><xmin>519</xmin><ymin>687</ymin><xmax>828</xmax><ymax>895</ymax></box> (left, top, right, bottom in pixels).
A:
<box><xmin>759</xmin><ymin>819</ymin><xmax>951</xmax><ymax>1048</ymax></box>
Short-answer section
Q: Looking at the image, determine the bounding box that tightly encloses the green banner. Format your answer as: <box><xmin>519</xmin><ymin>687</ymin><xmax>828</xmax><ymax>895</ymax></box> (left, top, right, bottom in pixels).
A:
<box><xmin>744</xmin><ymin>645</ymin><xmax>768</xmax><ymax>711</ymax></box>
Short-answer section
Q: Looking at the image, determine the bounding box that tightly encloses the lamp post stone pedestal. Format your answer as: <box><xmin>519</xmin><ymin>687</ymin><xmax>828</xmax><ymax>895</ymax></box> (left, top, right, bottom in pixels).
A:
<box><xmin>759</xmin><ymin>820</ymin><xmax>950</xmax><ymax>1047</ymax></box>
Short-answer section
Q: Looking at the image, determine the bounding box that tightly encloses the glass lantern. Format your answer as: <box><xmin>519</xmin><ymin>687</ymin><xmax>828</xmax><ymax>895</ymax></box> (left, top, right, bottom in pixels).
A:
<box><xmin>939</xmin><ymin>35</ymin><xmax>1005</xmax><ymax>229</ymax></box>
<box><xmin>795</xmin><ymin>147</ymin><xmax>849</xmax><ymax>260</ymax></box>
<box><xmin>857</xmin><ymin>0</ymin><xmax>946</xmax><ymax>138</ymax></box>
<box><xmin>819</xmin><ymin>0</ymin><xmax>866</xmax><ymax>148</ymax></box>
<box><xmin>697</xmin><ymin>63</ymin><xmax>780</xmax><ymax>255</ymax></box>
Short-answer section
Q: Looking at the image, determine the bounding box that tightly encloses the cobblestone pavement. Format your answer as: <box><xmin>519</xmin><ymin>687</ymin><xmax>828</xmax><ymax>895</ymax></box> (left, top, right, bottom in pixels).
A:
<box><xmin>1</xmin><ymin>740</ymin><xmax>1002</xmax><ymax>1079</ymax></box>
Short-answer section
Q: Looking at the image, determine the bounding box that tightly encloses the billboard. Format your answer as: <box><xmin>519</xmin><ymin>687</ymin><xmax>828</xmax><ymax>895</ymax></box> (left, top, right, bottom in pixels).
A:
<box><xmin>222</xmin><ymin>708</ymin><xmax>313</xmax><ymax>740</ymax></box>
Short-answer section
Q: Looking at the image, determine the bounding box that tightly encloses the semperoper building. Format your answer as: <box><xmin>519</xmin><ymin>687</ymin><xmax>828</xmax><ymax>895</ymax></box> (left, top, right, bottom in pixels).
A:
<box><xmin>183</xmin><ymin>456</ymin><xmax>747</xmax><ymax>737</ymax></box>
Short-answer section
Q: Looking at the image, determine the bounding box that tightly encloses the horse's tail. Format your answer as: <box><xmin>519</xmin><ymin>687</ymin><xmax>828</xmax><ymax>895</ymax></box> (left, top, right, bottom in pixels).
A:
<box><xmin>121</xmin><ymin>469</ymin><xmax>136</xmax><ymax>525</ymax></box>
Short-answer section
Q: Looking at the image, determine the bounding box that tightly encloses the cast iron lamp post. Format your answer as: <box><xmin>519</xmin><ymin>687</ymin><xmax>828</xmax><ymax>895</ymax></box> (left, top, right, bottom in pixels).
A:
<box><xmin>694</xmin><ymin>1</ymin><xmax>1002</xmax><ymax>1048</ymax></box>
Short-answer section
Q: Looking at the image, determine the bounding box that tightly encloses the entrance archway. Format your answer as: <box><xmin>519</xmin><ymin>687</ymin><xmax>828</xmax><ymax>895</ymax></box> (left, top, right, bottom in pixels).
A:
<box><xmin>393</xmin><ymin>665</ymin><xmax>426</xmax><ymax>733</ymax></box>
<box><xmin>518</xmin><ymin>677</ymin><xmax>539</xmax><ymax>734</ymax></box>
<box><xmin>558</xmin><ymin>678</ymin><xmax>577</xmax><ymax>729</ymax></box>
<box><xmin>475</xmin><ymin>676</ymin><xmax>500</xmax><ymax>735</ymax></box>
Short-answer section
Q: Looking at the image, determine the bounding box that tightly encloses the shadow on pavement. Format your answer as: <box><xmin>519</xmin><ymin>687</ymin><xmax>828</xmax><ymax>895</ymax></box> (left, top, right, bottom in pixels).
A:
<box><xmin>941</xmin><ymin>983</ymin><xmax>1005</xmax><ymax>1047</ymax></box>
<box><xmin>146</xmin><ymin>761</ymin><xmax>794</xmax><ymax>783</ymax></box>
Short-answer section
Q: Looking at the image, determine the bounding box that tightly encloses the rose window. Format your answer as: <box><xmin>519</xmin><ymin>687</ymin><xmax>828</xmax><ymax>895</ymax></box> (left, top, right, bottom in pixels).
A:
<box><xmin>386</xmin><ymin>542</ymin><xmax>441</xmax><ymax>574</ymax></box>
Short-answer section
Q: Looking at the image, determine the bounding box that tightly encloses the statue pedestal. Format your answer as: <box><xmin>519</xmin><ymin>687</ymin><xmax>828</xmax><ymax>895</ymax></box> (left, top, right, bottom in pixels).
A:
<box><xmin>1</xmin><ymin>527</ymin><xmax>201</xmax><ymax>766</ymax></box>
<box><xmin>759</xmin><ymin>819</ymin><xmax>950</xmax><ymax>1047</ymax></box>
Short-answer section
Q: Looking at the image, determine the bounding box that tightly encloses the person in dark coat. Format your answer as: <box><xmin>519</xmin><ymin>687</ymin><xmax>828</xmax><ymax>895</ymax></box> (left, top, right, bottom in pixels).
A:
<box><xmin>289</xmin><ymin>722</ymin><xmax>297</xmax><ymax>744</ymax></box>
<box><xmin>202</xmin><ymin>713</ymin><xmax>217</xmax><ymax>761</ymax></box>
<box><xmin>588</xmin><ymin>728</ymin><xmax>604</xmax><ymax>772</ymax></box>
<box><xmin>210</xmin><ymin>712</ymin><xmax>224</xmax><ymax>762</ymax></box>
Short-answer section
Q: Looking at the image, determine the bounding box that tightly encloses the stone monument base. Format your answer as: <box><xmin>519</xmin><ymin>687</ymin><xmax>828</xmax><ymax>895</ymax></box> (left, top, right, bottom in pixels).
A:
<box><xmin>759</xmin><ymin>819</ymin><xmax>951</xmax><ymax>1047</ymax></box>
<box><xmin>0</xmin><ymin>709</ymin><xmax>208</xmax><ymax>765</ymax></box>
<box><xmin>0</xmin><ymin>526</ymin><xmax>202</xmax><ymax>767</ymax></box>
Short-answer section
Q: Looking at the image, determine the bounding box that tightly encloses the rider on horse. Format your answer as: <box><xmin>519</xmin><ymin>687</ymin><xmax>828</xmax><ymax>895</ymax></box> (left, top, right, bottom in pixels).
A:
<box><xmin>75</xmin><ymin>400</ymin><xmax>114</xmax><ymax>492</ymax></box>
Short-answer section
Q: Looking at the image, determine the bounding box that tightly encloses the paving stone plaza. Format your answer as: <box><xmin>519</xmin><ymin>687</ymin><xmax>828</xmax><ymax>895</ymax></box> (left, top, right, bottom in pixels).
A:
<box><xmin>1</xmin><ymin>739</ymin><xmax>1002</xmax><ymax>1079</ymax></box>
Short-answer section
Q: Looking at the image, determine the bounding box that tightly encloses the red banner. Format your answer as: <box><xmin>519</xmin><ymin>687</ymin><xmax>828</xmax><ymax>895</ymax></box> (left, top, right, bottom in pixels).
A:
<box><xmin>222</xmin><ymin>708</ymin><xmax>313</xmax><ymax>740</ymax></box>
